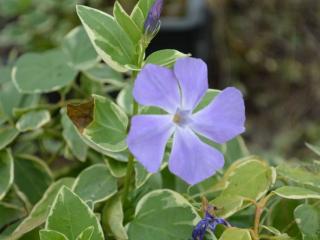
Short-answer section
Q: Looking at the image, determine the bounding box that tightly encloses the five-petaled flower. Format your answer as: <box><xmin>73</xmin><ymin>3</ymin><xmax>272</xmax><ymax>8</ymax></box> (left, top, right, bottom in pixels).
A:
<box><xmin>192</xmin><ymin>206</ymin><xmax>231</xmax><ymax>240</ymax></box>
<box><xmin>127</xmin><ymin>57</ymin><xmax>245</xmax><ymax>185</ymax></box>
<box><xmin>144</xmin><ymin>0</ymin><xmax>163</xmax><ymax>37</ymax></box>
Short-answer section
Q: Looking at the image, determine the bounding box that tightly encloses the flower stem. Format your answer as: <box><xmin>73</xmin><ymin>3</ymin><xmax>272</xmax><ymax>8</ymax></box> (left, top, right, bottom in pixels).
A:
<box><xmin>122</xmin><ymin>150</ymin><xmax>135</xmax><ymax>203</ymax></box>
<box><xmin>122</xmin><ymin>71</ymin><xmax>139</xmax><ymax>204</ymax></box>
<box><xmin>122</xmin><ymin>41</ymin><xmax>145</xmax><ymax>203</ymax></box>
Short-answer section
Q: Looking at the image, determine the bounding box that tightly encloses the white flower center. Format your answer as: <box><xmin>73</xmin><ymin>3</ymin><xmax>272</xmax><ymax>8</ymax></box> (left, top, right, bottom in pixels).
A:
<box><xmin>172</xmin><ymin>109</ymin><xmax>191</xmax><ymax>127</ymax></box>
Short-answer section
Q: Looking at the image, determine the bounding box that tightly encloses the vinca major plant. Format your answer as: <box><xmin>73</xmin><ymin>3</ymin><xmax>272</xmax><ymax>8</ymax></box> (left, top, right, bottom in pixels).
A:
<box><xmin>0</xmin><ymin>0</ymin><xmax>319</xmax><ymax>240</ymax></box>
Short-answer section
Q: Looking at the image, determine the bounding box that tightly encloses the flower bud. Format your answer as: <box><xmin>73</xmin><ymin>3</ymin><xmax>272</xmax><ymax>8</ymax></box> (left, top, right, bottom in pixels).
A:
<box><xmin>143</xmin><ymin>0</ymin><xmax>164</xmax><ymax>39</ymax></box>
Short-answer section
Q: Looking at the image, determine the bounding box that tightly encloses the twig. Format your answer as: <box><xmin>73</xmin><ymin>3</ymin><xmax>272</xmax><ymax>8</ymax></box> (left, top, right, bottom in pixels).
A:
<box><xmin>253</xmin><ymin>193</ymin><xmax>275</xmax><ymax>239</ymax></box>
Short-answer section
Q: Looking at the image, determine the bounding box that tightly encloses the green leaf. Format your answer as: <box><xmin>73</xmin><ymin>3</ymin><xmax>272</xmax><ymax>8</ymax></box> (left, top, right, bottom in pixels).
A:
<box><xmin>12</xmin><ymin>49</ymin><xmax>78</xmax><ymax>93</ymax></box>
<box><xmin>136</xmin><ymin>0</ymin><xmax>156</xmax><ymax>17</ymax></box>
<box><xmin>0</xmin><ymin>202</ymin><xmax>25</xmax><ymax>233</ymax></box>
<box><xmin>105</xmin><ymin>158</ymin><xmax>127</xmax><ymax>178</ymax></box>
<box><xmin>212</xmin><ymin>157</ymin><xmax>276</xmax><ymax>217</ymax></box>
<box><xmin>113</xmin><ymin>1</ymin><xmax>141</xmax><ymax>44</ymax></box>
<box><xmin>66</xmin><ymin>98</ymin><xmax>129</xmax><ymax>161</ymax></box>
<box><xmin>131</xmin><ymin>0</ymin><xmax>156</xmax><ymax>30</ymax></box>
<box><xmin>2</xmin><ymin>185</ymin><xmax>31</xmax><ymax>211</ymax></box>
<box><xmin>139</xmin><ymin>105</ymin><xmax>167</xmax><ymax>115</ymax></box>
<box><xmin>273</xmin><ymin>186</ymin><xmax>320</xmax><ymax>200</ymax></box>
<box><xmin>130</xmin><ymin>4</ymin><xmax>145</xmax><ymax>32</ymax></box>
<box><xmin>212</xmin><ymin>195</ymin><xmax>244</xmax><ymax>218</ymax></box>
<box><xmin>61</xmin><ymin>110</ymin><xmax>88</xmax><ymax>162</ymax></box>
<box><xmin>127</xmin><ymin>189</ymin><xmax>199</xmax><ymax>240</ymax></box>
<box><xmin>46</xmin><ymin>187</ymin><xmax>104</xmax><ymax>240</ymax></box>
<box><xmin>76</xmin><ymin>226</ymin><xmax>94</xmax><ymax>240</ymax></box>
<box><xmin>39</xmin><ymin>230</ymin><xmax>68</xmax><ymax>240</ymax></box>
<box><xmin>80</xmin><ymin>74</ymin><xmax>106</xmax><ymax>96</ymax></box>
<box><xmin>0</xmin><ymin>126</ymin><xmax>19</xmax><ymax>150</ymax></box>
<box><xmin>261</xmin><ymin>225</ymin><xmax>292</xmax><ymax>239</ymax></box>
<box><xmin>76</xmin><ymin>5</ymin><xmax>136</xmax><ymax>72</ymax></box>
<box><xmin>135</xmin><ymin>162</ymin><xmax>152</xmax><ymax>189</ymax></box>
<box><xmin>229</xmin><ymin>159</ymin><xmax>276</xmax><ymax>196</ymax></box>
<box><xmin>10</xmin><ymin>178</ymin><xmax>74</xmax><ymax>239</ymax></box>
<box><xmin>62</xmin><ymin>26</ymin><xmax>100</xmax><ymax>71</ymax></box>
<box><xmin>73</xmin><ymin>95</ymin><xmax>128</xmax><ymax>153</ymax></box>
<box><xmin>194</xmin><ymin>89</ymin><xmax>220</xmax><ymax>112</ymax></box>
<box><xmin>72</xmin><ymin>164</ymin><xmax>117</xmax><ymax>204</ymax></box>
<box><xmin>277</xmin><ymin>164</ymin><xmax>320</xmax><ymax>191</ymax></box>
<box><xmin>17</xmin><ymin>228</ymin><xmax>41</xmax><ymax>240</ymax></box>
<box><xmin>135</xmin><ymin>153</ymin><xmax>168</xmax><ymax>189</ymax></box>
<box><xmin>294</xmin><ymin>204</ymin><xmax>320</xmax><ymax>240</ymax></box>
<box><xmin>16</xmin><ymin>110</ymin><xmax>50</xmax><ymax>132</ymax></box>
<box><xmin>84</xmin><ymin>95</ymin><xmax>128</xmax><ymax>151</ymax></box>
<box><xmin>14</xmin><ymin>155</ymin><xmax>53</xmax><ymax>204</ymax></box>
<box><xmin>82</xmin><ymin>137</ymin><xmax>129</xmax><ymax>162</ymax></box>
<box><xmin>102</xmin><ymin>195</ymin><xmax>128</xmax><ymax>240</ymax></box>
<box><xmin>0</xmin><ymin>67</ymin><xmax>23</xmax><ymax>119</ymax></box>
<box><xmin>222</xmin><ymin>137</ymin><xmax>250</xmax><ymax>167</ymax></box>
<box><xmin>219</xmin><ymin>228</ymin><xmax>252</xmax><ymax>240</ymax></box>
<box><xmin>268</xmin><ymin>199</ymin><xmax>302</xmax><ymax>238</ymax></box>
<box><xmin>187</xmin><ymin>175</ymin><xmax>221</xmax><ymax>200</ymax></box>
<box><xmin>0</xmin><ymin>0</ymin><xmax>32</xmax><ymax>17</ymax></box>
<box><xmin>306</xmin><ymin>143</ymin><xmax>320</xmax><ymax>156</ymax></box>
<box><xmin>145</xmin><ymin>50</ymin><xmax>189</xmax><ymax>67</ymax></box>
<box><xmin>0</xmin><ymin>113</ymin><xmax>6</xmax><ymax>126</ymax></box>
<box><xmin>13</xmin><ymin>94</ymin><xmax>40</xmax><ymax>117</ymax></box>
<box><xmin>83</xmin><ymin>64</ymin><xmax>124</xmax><ymax>86</ymax></box>
<box><xmin>116</xmin><ymin>83</ymin><xmax>133</xmax><ymax>115</ymax></box>
<box><xmin>261</xmin><ymin>225</ymin><xmax>282</xmax><ymax>235</ymax></box>
<box><xmin>0</xmin><ymin>149</ymin><xmax>14</xmax><ymax>200</ymax></box>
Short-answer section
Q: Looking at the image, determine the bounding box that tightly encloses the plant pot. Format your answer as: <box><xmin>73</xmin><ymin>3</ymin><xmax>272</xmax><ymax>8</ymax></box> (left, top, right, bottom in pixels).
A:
<box><xmin>148</xmin><ymin>0</ymin><xmax>211</xmax><ymax>56</ymax></box>
<box><xmin>147</xmin><ymin>0</ymin><xmax>216</xmax><ymax>86</ymax></box>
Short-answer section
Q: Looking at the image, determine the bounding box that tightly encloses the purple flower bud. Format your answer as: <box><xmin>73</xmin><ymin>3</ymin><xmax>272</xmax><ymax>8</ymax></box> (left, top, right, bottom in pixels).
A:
<box><xmin>192</xmin><ymin>209</ymin><xmax>231</xmax><ymax>240</ymax></box>
<box><xmin>144</xmin><ymin>0</ymin><xmax>164</xmax><ymax>37</ymax></box>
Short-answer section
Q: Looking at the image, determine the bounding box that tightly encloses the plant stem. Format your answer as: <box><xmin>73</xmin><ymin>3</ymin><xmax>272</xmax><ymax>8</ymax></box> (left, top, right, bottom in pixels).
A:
<box><xmin>122</xmin><ymin>71</ymin><xmax>139</xmax><ymax>203</ymax></box>
<box><xmin>122</xmin><ymin>39</ymin><xmax>146</xmax><ymax>203</ymax></box>
<box><xmin>253</xmin><ymin>193</ymin><xmax>275</xmax><ymax>240</ymax></box>
<box><xmin>122</xmin><ymin>151</ymin><xmax>135</xmax><ymax>203</ymax></box>
<box><xmin>122</xmin><ymin>102</ymin><xmax>138</xmax><ymax>203</ymax></box>
<box><xmin>253</xmin><ymin>203</ymin><xmax>263</xmax><ymax>239</ymax></box>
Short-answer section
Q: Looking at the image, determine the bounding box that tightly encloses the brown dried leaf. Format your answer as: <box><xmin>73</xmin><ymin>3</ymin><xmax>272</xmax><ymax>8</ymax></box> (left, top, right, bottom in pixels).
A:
<box><xmin>67</xmin><ymin>99</ymin><xmax>94</xmax><ymax>133</ymax></box>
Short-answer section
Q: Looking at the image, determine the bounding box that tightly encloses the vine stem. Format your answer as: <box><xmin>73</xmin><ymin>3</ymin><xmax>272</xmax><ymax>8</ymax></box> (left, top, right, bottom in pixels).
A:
<box><xmin>122</xmin><ymin>71</ymin><xmax>139</xmax><ymax>204</ymax></box>
<box><xmin>121</xmin><ymin>40</ymin><xmax>146</xmax><ymax>203</ymax></box>
<box><xmin>252</xmin><ymin>193</ymin><xmax>275</xmax><ymax>240</ymax></box>
<box><xmin>122</xmin><ymin>149</ymin><xmax>135</xmax><ymax>203</ymax></box>
<box><xmin>253</xmin><ymin>204</ymin><xmax>263</xmax><ymax>240</ymax></box>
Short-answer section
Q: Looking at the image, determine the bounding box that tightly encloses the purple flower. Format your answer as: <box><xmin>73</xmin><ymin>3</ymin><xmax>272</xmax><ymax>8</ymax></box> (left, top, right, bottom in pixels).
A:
<box><xmin>192</xmin><ymin>208</ymin><xmax>231</xmax><ymax>240</ymax></box>
<box><xmin>127</xmin><ymin>57</ymin><xmax>245</xmax><ymax>185</ymax></box>
<box><xmin>144</xmin><ymin>0</ymin><xmax>163</xmax><ymax>37</ymax></box>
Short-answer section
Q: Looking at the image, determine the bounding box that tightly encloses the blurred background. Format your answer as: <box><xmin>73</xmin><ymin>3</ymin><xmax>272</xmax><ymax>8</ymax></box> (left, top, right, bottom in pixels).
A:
<box><xmin>1</xmin><ymin>0</ymin><xmax>320</xmax><ymax>162</ymax></box>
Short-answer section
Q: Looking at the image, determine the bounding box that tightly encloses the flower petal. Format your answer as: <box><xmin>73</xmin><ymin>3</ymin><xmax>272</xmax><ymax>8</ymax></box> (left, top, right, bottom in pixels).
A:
<box><xmin>127</xmin><ymin>115</ymin><xmax>174</xmax><ymax>172</ymax></box>
<box><xmin>168</xmin><ymin>127</ymin><xmax>224</xmax><ymax>185</ymax></box>
<box><xmin>190</xmin><ymin>87</ymin><xmax>245</xmax><ymax>144</ymax></box>
<box><xmin>174</xmin><ymin>57</ymin><xmax>208</xmax><ymax>111</ymax></box>
<box><xmin>133</xmin><ymin>64</ymin><xmax>180</xmax><ymax>114</ymax></box>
